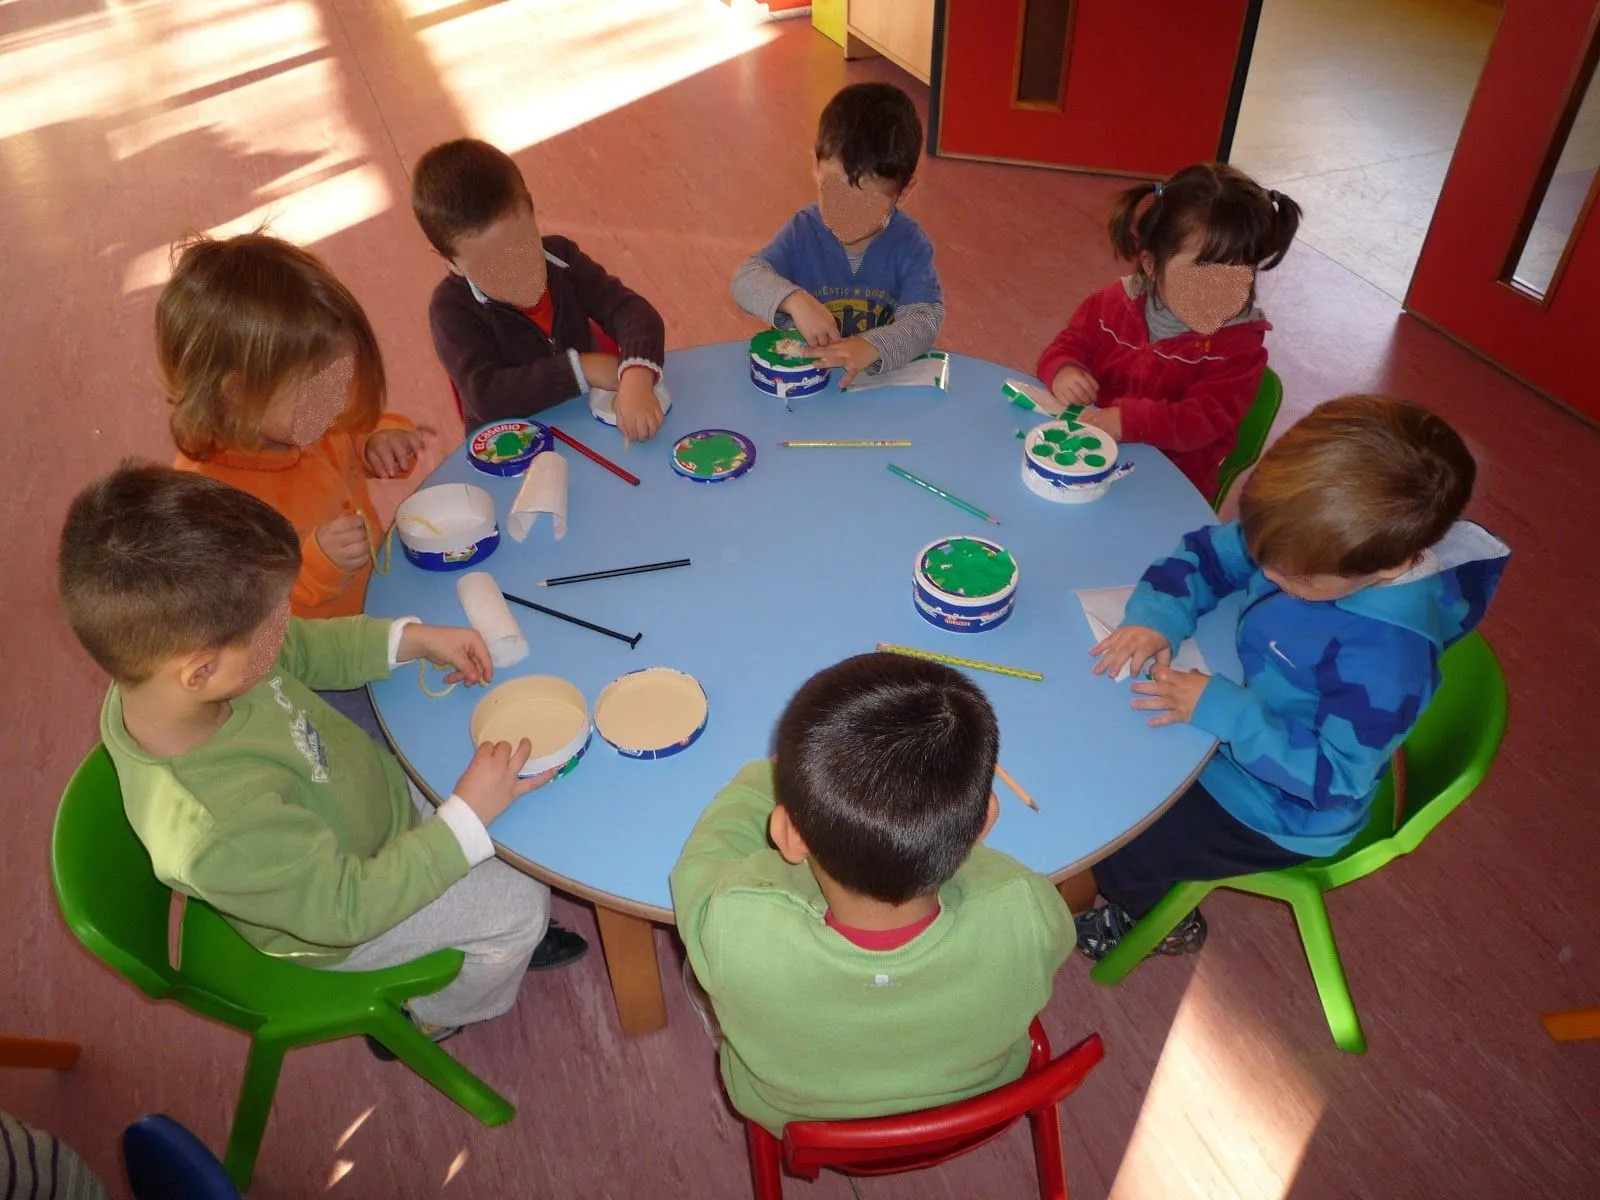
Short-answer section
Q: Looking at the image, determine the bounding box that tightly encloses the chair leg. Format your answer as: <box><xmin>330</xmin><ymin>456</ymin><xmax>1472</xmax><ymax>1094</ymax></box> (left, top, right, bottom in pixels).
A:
<box><xmin>0</xmin><ymin>1035</ymin><xmax>80</xmax><ymax>1070</ymax></box>
<box><xmin>745</xmin><ymin>1121</ymin><xmax>784</xmax><ymax>1200</ymax></box>
<box><xmin>1287</xmin><ymin>886</ymin><xmax>1366</xmax><ymax>1054</ymax></box>
<box><xmin>369</xmin><ymin>1009</ymin><xmax>515</xmax><ymax>1127</ymax></box>
<box><xmin>1541</xmin><ymin>1006</ymin><xmax>1600</xmax><ymax>1042</ymax></box>
<box><xmin>1090</xmin><ymin>882</ymin><xmax>1215</xmax><ymax>987</ymax></box>
<box><xmin>1028</xmin><ymin>1102</ymin><xmax>1069</xmax><ymax>1200</ymax></box>
<box><xmin>223</xmin><ymin>1036</ymin><xmax>287</xmax><ymax>1190</ymax></box>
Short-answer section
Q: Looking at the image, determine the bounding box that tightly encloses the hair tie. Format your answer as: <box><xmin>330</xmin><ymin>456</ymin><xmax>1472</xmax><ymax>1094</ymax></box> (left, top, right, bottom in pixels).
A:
<box><xmin>1152</xmin><ymin>181</ymin><xmax>1165</xmax><ymax>198</ymax></box>
<box><xmin>1268</xmin><ymin>188</ymin><xmax>1281</xmax><ymax>205</ymax></box>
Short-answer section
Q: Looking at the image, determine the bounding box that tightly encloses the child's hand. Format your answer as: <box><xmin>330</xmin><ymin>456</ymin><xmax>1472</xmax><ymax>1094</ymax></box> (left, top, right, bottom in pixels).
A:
<box><xmin>1050</xmin><ymin>365</ymin><xmax>1099</xmax><ymax>410</ymax></box>
<box><xmin>779</xmin><ymin>291</ymin><xmax>841</xmax><ymax>349</ymax></box>
<box><xmin>364</xmin><ymin>426</ymin><xmax>432</xmax><ymax>478</ymax></box>
<box><xmin>812</xmin><ymin>336</ymin><xmax>881</xmax><ymax>388</ymax></box>
<box><xmin>613</xmin><ymin>369</ymin><xmax>664</xmax><ymax>441</ymax></box>
<box><xmin>1130</xmin><ymin>666</ymin><xmax>1211</xmax><ymax>727</ymax></box>
<box><xmin>1080</xmin><ymin>406</ymin><xmax>1123</xmax><ymax>439</ymax></box>
<box><xmin>453</xmin><ymin>739</ymin><xmax>556</xmax><ymax>826</ymax></box>
<box><xmin>316</xmin><ymin>514</ymin><xmax>371</xmax><ymax>573</ymax></box>
<box><xmin>579</xmin><ymin>352</ymin><xmax>622</xmax><ymax>391</ymax></box>
<box><xmin>1091</xmin><ymin>624</ymin><xmax>1170</xmax><ymax>678</ymax></box>
<box><xmin>397</xmin><ymin>624</ymin><xmax>494</xmax><ymax>686</ymax></box>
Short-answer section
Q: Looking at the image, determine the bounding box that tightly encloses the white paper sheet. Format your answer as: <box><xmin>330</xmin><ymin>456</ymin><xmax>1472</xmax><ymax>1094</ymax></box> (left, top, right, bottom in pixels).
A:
<box><xmin>456</xmin><ymin>571</ymin><xmax>529</xmax><ymax>667</ymax></box>
<box><xmin>506</xmin><ymin>451</ymin><xmax>567</xmax><ymax>542</ymax></box>
<box><xmin>841</xmin><ymin>351</ymin><xmax>950</xmax><ymax>392</ymax></box>
<box><xmin>1076</xmin><ymin>585</ymin><xmax>1208</xmax><ymax>682</ymax></box>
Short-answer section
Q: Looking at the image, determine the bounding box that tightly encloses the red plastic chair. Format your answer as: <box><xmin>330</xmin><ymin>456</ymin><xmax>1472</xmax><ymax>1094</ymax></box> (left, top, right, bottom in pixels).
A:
<box><xmin>744</xmin><ymin>1021</ymin><xmax>1105</xmax><ymax>1199</ymax></box>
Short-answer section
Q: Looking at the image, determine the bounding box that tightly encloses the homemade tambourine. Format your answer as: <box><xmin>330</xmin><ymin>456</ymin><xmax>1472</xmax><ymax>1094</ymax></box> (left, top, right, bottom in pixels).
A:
<box><xmin>1020</xmin><ymin>420</ymin><xmax>1134</xmax><ymax>504</ymax></box>
<box><xmin>748</xmin><ymin>330</ymin><xmax>830</xmax><ymax>400</ymax></box>
<box><xmin>912</xmin><ymin>536</ymin><xmax>1019</xmax><ymax>633</ymax></box>
<box><xmin>470</xmin><ymin>675</ymin><xmax>592</xmax><ymax>778</ymax></box>
<box><xmin>588</xmin><ymin>382</ymin><xmax>673</xmax><ymax>426</ymax></box>
<box><xmin>593</xmin><ymin>667</ymin><xmax>709</xmax><ymax>759</ymax></box>
<box><xmin>671</xmin><ymin>429</ymin><xmax>756</xmax><ymax>483</ymax></box>
<box><xmin>467</xmin><ymin>419</ymin><xmax>551</xmax><ymax>476</ymax></box>
<box><xmin>394</xmin><ymin>484</ymin><xmax>499</xmax><ymax>571</ymax></box>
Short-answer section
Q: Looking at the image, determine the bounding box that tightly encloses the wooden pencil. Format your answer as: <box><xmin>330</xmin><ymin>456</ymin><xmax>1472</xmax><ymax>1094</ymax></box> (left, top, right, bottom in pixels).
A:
<box><xmin>995</xmin><ymin>763</ymin><xmax>1040</xmax><ymax>812</ymax></box>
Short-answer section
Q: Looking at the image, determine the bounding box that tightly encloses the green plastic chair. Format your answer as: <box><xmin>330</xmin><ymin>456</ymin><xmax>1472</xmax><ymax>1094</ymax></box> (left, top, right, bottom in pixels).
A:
<box><xmin>1212</xmin><ymin>366</ymin><xmax>1283</xmax><ymax>511</ymax></box>
<box><xmin>1089</xmin><ymin>632</ymin><xmax>1507</xmax><ymax>1053</ymax></box>
<box><xmin>50</xmin><ymin>746</ymin><xmax>515</xmax><ymax>1190</ymax></box>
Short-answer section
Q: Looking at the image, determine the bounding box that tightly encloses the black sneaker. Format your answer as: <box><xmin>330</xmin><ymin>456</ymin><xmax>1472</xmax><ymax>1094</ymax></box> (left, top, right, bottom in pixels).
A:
<box><xmin>366</xmin><ymin>1010</ymin><xmax>463</xmax><ymax>1061</ymax></box>
<box><xmin>527</xmin><ymin>921</ymin><xmax>589</xmax><ymax>971</ymax></box>
<box><xmin>1074</xmin><ymin>903</ymin><xmax>1208</xmax><ymax>961</ymax></box>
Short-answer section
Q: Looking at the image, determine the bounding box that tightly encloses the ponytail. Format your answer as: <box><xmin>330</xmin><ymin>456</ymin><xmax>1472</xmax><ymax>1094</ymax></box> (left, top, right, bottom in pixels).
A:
<box><xmin>1258</xmin><ymin>187</ymin><xmax>1303</xmax><ymax>271</ymax></box>
<box><xmin>1107</xmin><ymin>179</ymin><xmax>1164</xmax><ymax>262</ymax></box>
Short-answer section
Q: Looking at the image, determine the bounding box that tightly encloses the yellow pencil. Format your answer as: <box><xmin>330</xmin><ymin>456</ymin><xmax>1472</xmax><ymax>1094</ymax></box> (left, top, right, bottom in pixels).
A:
<box><xmin>995</xmin><ymin>763</ymin><xmax>1039</xmax><ymax>812</ymax></box>
<box><xmin>875</xmin><ymin>642</ymin><xmax>1045</xmax><ymax>682</ymax></box>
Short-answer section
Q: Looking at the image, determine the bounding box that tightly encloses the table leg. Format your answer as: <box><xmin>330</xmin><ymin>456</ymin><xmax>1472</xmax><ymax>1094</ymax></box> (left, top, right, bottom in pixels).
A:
<box><xmin>593</xmin><ymin>906</ymin><xmax>668</xmax><ymax>1037</ymax></box>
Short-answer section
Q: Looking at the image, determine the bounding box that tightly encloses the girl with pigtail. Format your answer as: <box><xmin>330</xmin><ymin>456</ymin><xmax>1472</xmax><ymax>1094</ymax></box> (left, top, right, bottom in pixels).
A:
<box><xmin>1035</xmin><ymin>163</ymin><xmax>1301</xmax><ymax>500</ymax></box>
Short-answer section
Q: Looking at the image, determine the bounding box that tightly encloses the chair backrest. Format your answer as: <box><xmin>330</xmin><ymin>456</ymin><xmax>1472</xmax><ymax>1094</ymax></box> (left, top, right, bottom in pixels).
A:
<box><xmin>1318</xmin><ymin>632</ymin><xmax>1507</xmax><ymax>885</ymax></box>
<box><xmin>782</xmin><ymin>1024</ymin><xmax>1105</xmax><ymax>1177</ymax></box>
<box><xmin>124</xmin><ymin>1114</ymin><xmax>241</xmax><ymax>1200</ymax></box>
<box><xmin>51</xmin><ymin>746</ymin><xmax>178</xmax><ymax>1000</ymax></box>
<box><xmin>1212</xmin><ymin>366</ymin><xmax>1283</xmax><ymax>511</ymax></box>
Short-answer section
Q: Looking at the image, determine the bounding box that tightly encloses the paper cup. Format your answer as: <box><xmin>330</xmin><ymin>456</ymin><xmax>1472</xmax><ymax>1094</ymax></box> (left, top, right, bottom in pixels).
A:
<box><xmin>470</xmin><ymin>676</ymin><xmax>592</xmax><ymax>779</ymax></box>
<box><xmin>1021</xmin><ymin>421</ymin><xmax>1122</xmax><ymax>504</ymax></box>
<box><xmin>593</xmin><ymin>668</ymin><xmax>708</xmax><ymax>759</ymax></box>
<box><xmin>394</xmin><ymin>484</ymin><xmax>499</xmax><ymax>571</ymax></box>
<box><xmin>467</xmin><ymin>420</ymin><xmax>552</xmax><ymax>476</ymax></box>
<box><xmin>912</xmin><ymin>536</ymin><xmax>1019</xmax><ymax>633</ymax></box>
<box><xmin>749</xmin><ymin>330</ymin><xmax>830</xmax><ymax>399</ymax></box>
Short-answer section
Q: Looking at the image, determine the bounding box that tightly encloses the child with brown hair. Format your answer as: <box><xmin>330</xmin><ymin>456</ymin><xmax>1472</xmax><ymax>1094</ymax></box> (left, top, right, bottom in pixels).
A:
<box><xmin>1074</xmin><ymin>396</ymin><xmax>1508</xmax><ymax>959</ymax></box>
<box><xmin>158</xmin><ymin>232</ymin><xmax>427</xmax><ymax>622</ymax></box>
<box><xmin>411</xmin><ymin>138</ymin><xmax>668</xmax><ymax>440</ymax></box>
<box><xmin>1036</xmin><ymin>162</ymin><xmax>1301</xmax><ymax>499</ymax></box>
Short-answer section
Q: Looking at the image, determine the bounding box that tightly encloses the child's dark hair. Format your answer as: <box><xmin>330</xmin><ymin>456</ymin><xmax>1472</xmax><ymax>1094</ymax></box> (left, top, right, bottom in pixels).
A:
<box><xmin>1109</xmin><ymin>162</ymin><xmax>1301</xmax><ymax>278</ymax></box>
<box><xmin>158</xmin><ymin>233</ymin><xmax>387</xmax><ymax>460</ymax></box>
<box><xmin>1240</xmin><ymin>395</ymin><xmax>1475</xmax><ymax>578</ymax></box>
<box><xmin>412</xmin><ymin>139</ymin><xmax>534</xmax><ymax>258</ymax></box>
<box><xmin>774</xmin><ymin>652</ymin><xmax>998</xmax><ymax>905</ymax></box>
<box><xmin>814</xmin><ymin>83</ymin><xmax>923</xmax><ymax>190</ymax></box>
<box><xmin>58</xmin><ymin>464</ymin><xmax>301</xmax><ymax>684</ymax></box>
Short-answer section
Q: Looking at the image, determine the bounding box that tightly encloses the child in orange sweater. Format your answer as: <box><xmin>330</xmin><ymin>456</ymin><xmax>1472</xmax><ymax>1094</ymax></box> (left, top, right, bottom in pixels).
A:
<box><xmin>158</xmin><ymin>233</ymin><xmax>428</xmax><ymax>621</ymax></box>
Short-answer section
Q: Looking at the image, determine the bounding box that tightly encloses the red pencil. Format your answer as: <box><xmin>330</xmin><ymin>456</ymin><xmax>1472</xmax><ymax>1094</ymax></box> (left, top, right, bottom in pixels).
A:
<box><xmin>549</xmin><ymin>424</ymin><xmax>640</xmax><ymax>487</ymax></box>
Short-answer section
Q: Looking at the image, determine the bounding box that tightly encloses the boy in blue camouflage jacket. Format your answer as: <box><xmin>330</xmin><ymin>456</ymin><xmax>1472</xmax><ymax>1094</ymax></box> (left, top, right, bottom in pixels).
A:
<box><xmin>1078</xmin><ymin>395</ymin><xmax>1508</xmax><ymax>958</ymax></box>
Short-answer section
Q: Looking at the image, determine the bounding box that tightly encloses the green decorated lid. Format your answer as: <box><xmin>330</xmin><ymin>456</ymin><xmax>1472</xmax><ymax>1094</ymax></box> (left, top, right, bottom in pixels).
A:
<box><xmin>750</xmin><ymin>328</ymin><xmax>821</xmax><ymax>370</ymax></box>
<box><xmin>919</xmin><ymin>538</ymin><xmax>1018</xmax><ymax>599</ymax></box>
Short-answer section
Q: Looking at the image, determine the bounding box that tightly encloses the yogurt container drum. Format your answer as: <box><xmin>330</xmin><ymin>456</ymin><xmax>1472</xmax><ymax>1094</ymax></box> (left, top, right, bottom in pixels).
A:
<box><xmin>748</xmin><ymin>330</ymin><xmax>830</xmax><ymax>400</ymax></box>
<box><xmin>467</xmin><ymin>420</ymin><xmax>552</xmax><ymax>477</ymax></box>
<box><xmin>393</xmin><ymin>483</ymin><xmax>500</xmax><ymax>571</ymax></box>
<box><xmin>593</xmin><ymin>667</ymin><xmax>709</xmax><ymax>759</ymax></box>
<box><xmin>1020</xmin><ymin>420</ymin><xmax>1129</xmax><ymax>504</ymax></box>
<box><xmin>469</xmin><ymin>675</ymin><xmax>592</xmax><ymax>779</ymax></box>
<box><xmin>912</xmin><ymin>536</ymin><xmax>1019</xmax><ymax>633</ymax></box>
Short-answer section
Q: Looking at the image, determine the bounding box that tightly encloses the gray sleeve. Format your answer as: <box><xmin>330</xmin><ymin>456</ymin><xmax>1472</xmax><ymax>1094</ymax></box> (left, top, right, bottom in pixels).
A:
<box><xmin>730</xmin><ymin>256</ymin><xmax>802</xmax><ymax>327</ymax></box>
<box><xmin>858</xmin><ymin>302</ymin><xmax>945</xmax><ymax>374</ymax></box>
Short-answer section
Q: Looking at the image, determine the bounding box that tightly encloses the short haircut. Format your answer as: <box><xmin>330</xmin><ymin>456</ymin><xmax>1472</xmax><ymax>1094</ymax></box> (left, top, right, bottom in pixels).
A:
<box><xmin>156</xmin><ymin>233</ymin><xmax>386</xmax><ymax>460</ymax></box>
<box><xmin>814</xmin><ymin>83</ymin><xmax>923</xmax><ymax>190</ymax></box>
<box><xmin>59</xmin><ymin>463</ymin><xmax>301</xmax><ymax>684</ymax></box>
<box><xmin>1108</xmin><ymin>161</ymin><xmax>1301</xmax><ymax>277</ymax></box>
<box><xmin>774</xmin><ymin>653</ymin><xmax>998</xmax><ymax>905</ymax></box>
<box><xmin>411</xmin><ymin>139</ymin><xmax>534</xmax><ymax>258</ymax></box>
<box><xmin>1240</xmin><ymin>395</ymin><xmax>1476</xmax><ymax>578</ymax></box>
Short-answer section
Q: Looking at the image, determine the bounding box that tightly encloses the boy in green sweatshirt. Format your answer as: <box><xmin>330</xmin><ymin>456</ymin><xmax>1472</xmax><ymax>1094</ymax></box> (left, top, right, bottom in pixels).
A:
<box><xmin>670</xmin><ymin>653</ymin><xmax>1076</xmax><ymax>1135</ymax></box>
<box><xmin>57</xmin><ymin>464</ymin><xmax>586</xmax><ymax>1048</ymax></box>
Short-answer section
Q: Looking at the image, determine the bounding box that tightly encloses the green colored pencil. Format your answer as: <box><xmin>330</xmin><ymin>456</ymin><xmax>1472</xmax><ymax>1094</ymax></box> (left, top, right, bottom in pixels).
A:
<box><xmin>886</xmin><ymin>464</ymin><xmax>1000</xmax><ymax>526</ymax></box>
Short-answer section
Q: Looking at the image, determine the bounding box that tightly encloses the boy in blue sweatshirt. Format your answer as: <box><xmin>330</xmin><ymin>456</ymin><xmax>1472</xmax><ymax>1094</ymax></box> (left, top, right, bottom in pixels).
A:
<box><xmin>730</xmin><ymin>82</ymin><xmax>942</xmax><ymax>387</ymax></box>
<box><xmin>1077</xmin><ymin>395</ymin><xmax>1508</xmax><ymax>958</ymax></box>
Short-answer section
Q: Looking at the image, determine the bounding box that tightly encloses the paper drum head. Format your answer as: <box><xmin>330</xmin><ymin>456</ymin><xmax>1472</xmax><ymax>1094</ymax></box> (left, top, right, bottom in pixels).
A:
<box><xmin>589</xmin><ymin>383</ymin><xmax>673</xmax><ymax>426</ymax></box>
<box><xmin>594</xmin><ymin>668</ymin><xmax>708</xmax><ymax>759</ymax></box>
<box><xmin>470</xmin><ymin>676</ymin><xmax>591</xmax><ymax>777</ymax></box>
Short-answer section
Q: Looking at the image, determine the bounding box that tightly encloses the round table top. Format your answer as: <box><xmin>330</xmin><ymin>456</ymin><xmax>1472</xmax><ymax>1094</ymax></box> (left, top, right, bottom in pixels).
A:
<box><xmin>367</xmin><ymin>341</ymin><xmax>1242</xmax><ymax>921</ymax></box>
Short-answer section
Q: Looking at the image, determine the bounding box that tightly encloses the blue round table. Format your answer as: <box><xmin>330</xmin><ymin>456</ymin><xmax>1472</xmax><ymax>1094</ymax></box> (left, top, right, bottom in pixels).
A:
<box><xmin>367</xmin><ymin>341</ymin><xmax>1242</xmax><ymax>1034</ymax></box>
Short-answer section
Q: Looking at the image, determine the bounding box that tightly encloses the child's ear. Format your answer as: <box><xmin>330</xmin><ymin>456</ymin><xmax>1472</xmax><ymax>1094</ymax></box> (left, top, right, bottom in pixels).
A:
<box><xmin>978</xmin><ymin>791</ymin><xmax>1001</xmax><ymax>843</ymax></box>
<box><xmin>177</xmin><ymin>648</ymin><xmax>224</xmax><ymax>693</ymax></box>
<box><xmin>769</xmin><ymin>804</ymin><xmax>810</xmax><ymax>865</ymax></box>
<box><xmin>1138</xmin><ymin>250</ymin><xmax>1156</xmax><ymax>279</ymax></box>
<box><xmin>811</xmin><ymin>155</ymin><xmax>826</xmax><ymax>187</ymax></box>
<box><xmin>897</xmin><ymin>176</ymin><xmax>918</xmax><ymax>203</ymax></box>
<box><xmin>444</xmin><ymin>258</ymin><xmax>466</xmax><ymax>277</ymax></box>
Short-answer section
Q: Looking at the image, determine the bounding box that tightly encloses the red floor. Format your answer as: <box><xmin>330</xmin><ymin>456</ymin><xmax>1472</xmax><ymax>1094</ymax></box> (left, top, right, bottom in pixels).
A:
<box><xmin>3</xmin><ymin>5</ymin><xmax>1598</xmax><ymax>1198</ymax></box>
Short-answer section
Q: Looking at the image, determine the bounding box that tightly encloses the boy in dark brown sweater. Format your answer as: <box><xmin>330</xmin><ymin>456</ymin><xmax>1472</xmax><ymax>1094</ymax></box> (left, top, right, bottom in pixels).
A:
<box><xmin>412</xmin><ymin>139</ymin><xmax>668</xmax><ymax>439</ymax></box>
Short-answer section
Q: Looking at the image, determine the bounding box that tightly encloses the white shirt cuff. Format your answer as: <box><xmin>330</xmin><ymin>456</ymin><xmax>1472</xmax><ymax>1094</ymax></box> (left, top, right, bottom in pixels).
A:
<box><xmin>618</xmin><ymin>357</ymin><xmax>663</xmax><ymax>381</ymax></box>
<box><xmin>387</xmin><ymin>616</ymin><xmax>421</xmax><ymax>669</ymax></box>
<box><xmin>435</xmin><ymin>794</ymin><xmax>495</xmax><ymax>866</ymax></box>
<box><xmin>566</xmin><ymin>348</ymin><xmax>590</xmax><ymax>396</ymax></box>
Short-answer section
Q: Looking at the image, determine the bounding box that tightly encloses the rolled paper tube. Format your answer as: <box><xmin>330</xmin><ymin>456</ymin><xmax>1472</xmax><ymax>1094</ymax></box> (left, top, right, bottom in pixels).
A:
<box><xmin>456</xmin><ymin>571</ymin><xmax>529</xmax><ymax>667</ymax></box>
<box><xmin>506</xmin><ymin>451</ymin><xmax>568</xmax><ymax>542</ymax></box>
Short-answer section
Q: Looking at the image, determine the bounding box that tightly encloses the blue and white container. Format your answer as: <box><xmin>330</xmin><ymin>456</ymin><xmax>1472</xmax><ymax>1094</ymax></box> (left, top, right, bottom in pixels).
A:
<box><xmin>749</xmin><ymin>330</ymin><xmax>830</xmax><ymax>400</ymax></box>
<box><xmin>467</xmin><ymin>419</ymin><xmax>551</xmax><ymax>476</ymax></box>
<box><xmin>912</xmin><ymin>536</ymin><xmax>1019</xmax><ymax>633</ymax></box>
<box><xmin>593</xmin><ymin>667</ymin><xmax>709</xmax><ymax>759</ymax></box>
<box><xmin>1020</xmin><ymin>421</ymin><xmax>1131</xmax><ymax>504</ymax></box>
<box><xmin>470</xmin><ymin>675</ymin><xmax>592</xmax><ymax>779</ymax></box>
<box><xmin>589</xmin><ymin>382</ymin><xmax>672</xmax><ymax>426</ymax></box>
<box><xmin>671</xmin><ymin>429</ymin><xmax>757</xmax><ymax>483</ymax></box>
<box><xmin>394</xmin><ymin>483</ymin><xmax>499</xmax><ymax>571</ymax></box>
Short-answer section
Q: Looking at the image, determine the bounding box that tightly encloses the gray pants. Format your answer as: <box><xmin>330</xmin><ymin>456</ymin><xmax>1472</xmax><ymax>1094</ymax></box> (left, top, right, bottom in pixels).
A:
<box><xmin>329</xmin><ymin>785</ymin><xmax>550</xmax><ymax>1027</ymax></box>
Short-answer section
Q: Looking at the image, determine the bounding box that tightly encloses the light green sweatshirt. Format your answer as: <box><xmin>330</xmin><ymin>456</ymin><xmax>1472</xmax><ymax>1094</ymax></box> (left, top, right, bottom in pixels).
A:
<box><xmin>101</xmin><ymin>617</ymin><xmax>470</xmax><ymax>964</ymax></box>
<box><xmin>670</xmin><ymin>761</ymin><xmax>1077</xmax><ymax>1135</ymax></box>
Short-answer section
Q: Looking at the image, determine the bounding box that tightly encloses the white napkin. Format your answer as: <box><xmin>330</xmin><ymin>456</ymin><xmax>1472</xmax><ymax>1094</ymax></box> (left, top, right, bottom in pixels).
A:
<box><xmin>456</xmin><ymin>571</ymin><xmax>529</xmax><ymax>667</ymax></box>
<box><xmin>841</xmin><ymin>351</ymin><xmax>950</xmax><ymax>392</ymax></box>
<box><xmin>506</xmin><ymin>451</ymin><xmax>567</xmax><ymax>542</ymax></box>
<box><xmin>1076</xmin><ymin>585</ymin><xmax>1208</xmax><ymax>682</ymax></box>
